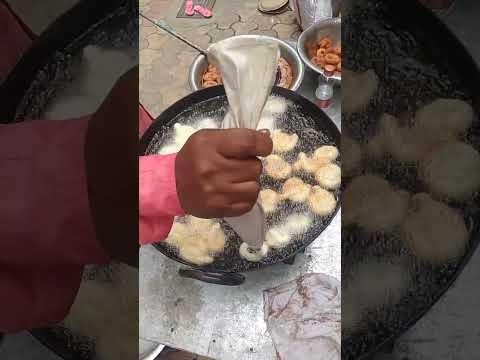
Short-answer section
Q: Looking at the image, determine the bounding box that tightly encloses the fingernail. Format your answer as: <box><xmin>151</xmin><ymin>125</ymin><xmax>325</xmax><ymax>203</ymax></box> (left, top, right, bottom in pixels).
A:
<box><xmin>259</xmin><ymin>129</ymin><xmax>270</xmax><ymax>135</ymax></box>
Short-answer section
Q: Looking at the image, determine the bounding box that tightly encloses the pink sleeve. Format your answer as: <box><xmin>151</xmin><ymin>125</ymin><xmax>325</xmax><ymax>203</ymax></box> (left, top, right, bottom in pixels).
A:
<box><xmin>139</xmin><ymin>154</ymin><xmax>186</xmax><ymax>245</ymax></box>
<box><xmin>138</xmin><ymin>104</ymin><xmax>185</xmax><ymax>245</ymax></box>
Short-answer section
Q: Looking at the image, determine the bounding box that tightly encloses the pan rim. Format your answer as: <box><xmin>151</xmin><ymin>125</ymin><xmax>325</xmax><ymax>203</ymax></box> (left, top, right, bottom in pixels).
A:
<box><xmin>139</xmin><ymin>85</ymin><xmax>341</xmax><ymax>273</ymax></box>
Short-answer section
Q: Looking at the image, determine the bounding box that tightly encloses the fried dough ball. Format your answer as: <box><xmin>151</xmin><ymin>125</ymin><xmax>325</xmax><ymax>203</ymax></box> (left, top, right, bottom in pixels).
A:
<box><xmin>315</xmin><ymin>163</ymin><xmax>341</xmax><ymax>190</ymax></box>
<box><xmin>293</xmin><ymin>152</ymin><xmax>331</xmax><ymax>174</ymax></box>
<box><xmin>366</xmin><ymin>113</ymin><xmax>431</xmax><ymax>163</ymax></box>
<box><xmin>314</xmin><ymin>145</ymin><xmax>339</xmax><ymax>161</ymax></box>
<box><xmin>266</xmin><ymin>214</ymin><xmax>312</xmax><ymax>249</ymax></box>
<box><xmin>264</xmin><ymin>154</ymin><xmax>292</xmax><ymax>179</ymax></box>
<box><xmin>259</xmin><ymin>189</ymin><xmax>282</xmax><ymax>213</ymax></box>
<box><xmin>401</xmin><ymin>193</ymin><xmax>468</xmax><ymax>264</ymax></box>
<box><xmin>164</xmin><ymin>221</ymin><xmax>190</xmax><ymax>247</ymax></box>
<box><xmin>265</xmin><ymin>227</ymin><xmax>291</xmax><ymax>249</ymax></box>
<box><xmin>179</xmin><ymin>246</ymin><xmax>214</xmax><ymax>265</ymax></box>
<box><xmin>265</xmin><ymin>214</ymin><xmax>312</xmax><ymax>249</ymax></box>
<box><xmin>414</xmin><ymin>98</ymin><xmax>474</xmax><ymax>142</ymax></box>
<box><xmin>262</xmin><ymin>96</ymin><xmax>289</xmax><ymax>116</ymax></box>
<box><xmin>282</xmin><ymin>214</ymin><xmax>313</xmax><ymax>235</ymax></box>
<box><xmin>165</xmin><ymin>217</ymin><xmax>226</xmax><ymax>265</ymax></box>
<box><xmin>342</xmin><ymin>174</ymin><xmax>410</xmax><ymax>232</ymax></box>
<box><xmin>282</xmin><ymin>177</ymin><xmax>312</xmax><ymax>202</ymax></box>
<box><xmin>206</xmin><ymin>223</ymin><xmax>227</xmax><ymax>253</ymax></box>
<box><xmin>272</xmin><ymin>130</ymin><xmax>299</xmax><ymax>153</ymax></box>
<box><xmin>419</xmin><ymin>141</ymin><xmax>480</xmax><ymax>201</ymax></box>
<box><xmin>189</xmin><ymin>217</ymin><xmax>216</xmax><ymax>234</ymax></box>
<box><xmin>308</xmin><ymin>186</ymin><xmax>337</xmax><ymax>216</ymax></box>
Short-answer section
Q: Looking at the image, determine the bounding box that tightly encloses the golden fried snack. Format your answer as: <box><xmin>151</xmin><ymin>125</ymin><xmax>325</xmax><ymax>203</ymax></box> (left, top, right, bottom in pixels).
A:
<box><xmin>315</xmin><ymin>163</ymin><xmax>341</xmax><ymax>190</ymax></box>
<box><xmin>419</xmin><ymin>141</ymin><xmax>480</xmax><ymax>201</ymax></box>
<box><xmin>166</xmin><ymin>217</ymin><xmax>226</xmax><ymax>265</ymax></box>
<box><xmin>314</xmin><ymin>145</ymin><xmax>339</xmax><ymax>161</ymax></box>
<box><xmin>277</xmin><ymin>58</ymin><xmax>293</xmax><ymax>89</ymax></box>
<box><xmin>308</xmin><ymin>186</ymin><xmax>337</xmax><ymax>216</ymax></box>
<box><xmin>203</xmin><ymin>72</ymin><xmax>217</xmax><ymax>82</ymax></box>
<box><xmin>319</xmin><ymin>37</ymin><xmax>332</xmax><ymax>48</ymax></box>
<box><xmin>325</xmin><ymin>53</ymin><xmax>340</xmax><ymax>65</ymax></box>
<box><xmin>402</xmin><ymin>193</ymin><xmax>468</xmax><ymax>264</ymax></box>
<box><xmin>203</xmin><ymin>80</ymin><xmax>217</xmax><ymax>88</ymax></box>
<box><xmin>317</xmin><ymin>48</ymin><xmax>327</xmax><ymax>57</ymax></box>
<box><xmin>259</xmin><ymin>189</ymin><xmax>282</xmax><ymax>213</ymax></box>
<box><xmin>312</xmin><ymin>56</ymin><xmax>325</xmax><ymax>68</ymax></box>
<box><xmin>264</xmin><ymin>154</ymin><xmax>292</xmax><ymax>179</ymax></box>
<box><xmin>293</xmin><ymin>152</ymin><xmax>330</xmax><ymax>174</ymax></box>
<box><xmin>282</xmin><ymin>177</ymin><xmax>312</xmax><ymax>202</ymax></box>
<box><xmin>342</xmin><ymin>174</ymin><xmax>410</xmax><ymax>232</ymax></box>
<box><xmin>272</xmin><ymin>130</ymin><xmax>299</xmax><ymax>153</ymax></box>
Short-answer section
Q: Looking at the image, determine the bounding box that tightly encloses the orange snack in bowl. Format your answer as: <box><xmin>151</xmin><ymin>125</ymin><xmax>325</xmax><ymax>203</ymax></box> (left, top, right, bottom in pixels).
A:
<box><xmin>319</xmin><ymin>37</ymin><xmax>332</xmax><ymax>48</ymax></box>
<box><xmin>307</xmin><ymin>36</ymin><xmax>341</xmax><ymax>76</ymax></box>
<box><xmin>201</xmin><ymin>57</ymin><xmax>294</xmax><ymax>89</ymax></box>
<box><xmin>325</xmin><ymin>53</ymin><xmax>340</xmax><ymax>65</ymax></box>
<box><xmin>324</xmin><ymin>64</ymin><xmax>336</xmax><ymax>76</ymax></box>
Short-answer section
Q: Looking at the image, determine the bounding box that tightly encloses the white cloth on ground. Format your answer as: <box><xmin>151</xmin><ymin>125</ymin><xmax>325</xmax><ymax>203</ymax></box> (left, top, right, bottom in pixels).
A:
<box><xmin>263</xmin><ymin>273</ymin><xmax>341</xmax><ymax>360</ymax></box>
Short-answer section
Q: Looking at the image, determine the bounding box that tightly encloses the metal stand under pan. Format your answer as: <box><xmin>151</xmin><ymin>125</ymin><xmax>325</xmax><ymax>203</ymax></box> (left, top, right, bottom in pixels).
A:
<box><xmin>177</xmin><ymin>248</ymin><xmax>307</xmax><ymax>286</ymax></box>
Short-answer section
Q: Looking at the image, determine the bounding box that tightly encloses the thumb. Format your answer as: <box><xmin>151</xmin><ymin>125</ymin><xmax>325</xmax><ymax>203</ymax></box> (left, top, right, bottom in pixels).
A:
<box><xmin>216</xmin><ymin>128</ymin><xmax>273</xmax><ymax>159</ymax></box>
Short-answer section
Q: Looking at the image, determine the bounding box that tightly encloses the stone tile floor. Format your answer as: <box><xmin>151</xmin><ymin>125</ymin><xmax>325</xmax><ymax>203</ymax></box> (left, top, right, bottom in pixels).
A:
<box><xmin>139</xmin><ymin>0</ymin><xmax>300</xmax><ymax>117</ymax></box>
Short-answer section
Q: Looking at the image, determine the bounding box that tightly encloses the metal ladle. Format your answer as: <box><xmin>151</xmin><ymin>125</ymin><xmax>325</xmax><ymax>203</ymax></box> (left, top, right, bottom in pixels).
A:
<box><xmin>139</xmin><ymin>12</ymin><xmax>207</xmax><ymax>55</ymax></box>
<box><xmin>139</xmin><ymin>12</ymin><xmax>282</xmax><ymax>84</ymax></box>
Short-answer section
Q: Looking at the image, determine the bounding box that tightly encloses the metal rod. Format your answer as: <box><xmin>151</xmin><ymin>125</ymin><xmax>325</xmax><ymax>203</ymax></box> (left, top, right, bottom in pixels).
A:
<box><xmin>139</xmin><ymin>12</ymin><xmax>208</xmax><ymax>56</ymax></box>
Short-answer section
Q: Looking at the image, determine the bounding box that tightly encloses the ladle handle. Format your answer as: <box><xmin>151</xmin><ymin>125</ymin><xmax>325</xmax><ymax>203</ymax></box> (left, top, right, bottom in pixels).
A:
<box><xmin>139</xmin><ymin>13</ymin><xmax>208</xmax><ymax>56</ymax></box>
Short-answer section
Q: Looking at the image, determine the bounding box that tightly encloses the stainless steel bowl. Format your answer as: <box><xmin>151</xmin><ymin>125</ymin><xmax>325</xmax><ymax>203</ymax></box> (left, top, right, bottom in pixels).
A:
<box><xmin>297</xmin><ymin>17</ymin><xmax>341</xmax><ymax>84</ymax></box>
<box><xmin>188</xmin><ymin>35</ymin><xmax>305</xmax><ymax>92</ymax></box>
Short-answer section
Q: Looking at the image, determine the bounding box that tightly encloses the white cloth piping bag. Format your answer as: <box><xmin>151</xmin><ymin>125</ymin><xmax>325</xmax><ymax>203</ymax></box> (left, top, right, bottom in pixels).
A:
<box><xmin>207</xmin><ymin>37</ymin><xmax>280</xmax><ymax>249</ymax></box>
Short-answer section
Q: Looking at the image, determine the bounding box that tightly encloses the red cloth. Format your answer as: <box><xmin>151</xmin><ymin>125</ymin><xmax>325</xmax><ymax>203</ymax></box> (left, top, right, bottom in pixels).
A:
<box><xmin>0</xmin><ymin>2</ymin><xmax>184</xmax><ymax>333</ymax></box>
